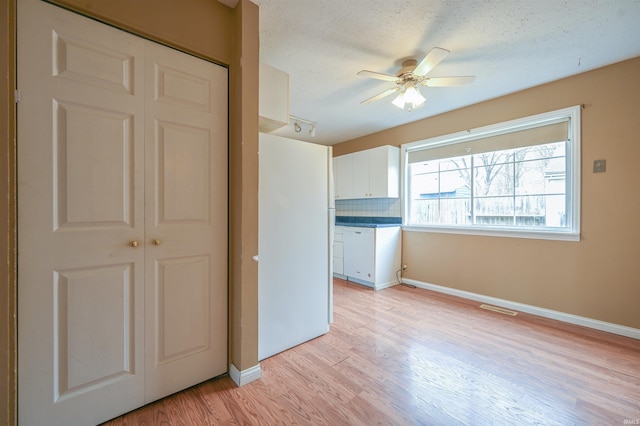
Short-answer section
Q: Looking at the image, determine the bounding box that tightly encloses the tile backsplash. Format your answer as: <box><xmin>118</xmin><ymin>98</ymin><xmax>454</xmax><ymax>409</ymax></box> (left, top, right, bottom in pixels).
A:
<box><xmin>335</xmin><ymin>198</ymin><xmax>402</xmax><ymax>217</ymax></box>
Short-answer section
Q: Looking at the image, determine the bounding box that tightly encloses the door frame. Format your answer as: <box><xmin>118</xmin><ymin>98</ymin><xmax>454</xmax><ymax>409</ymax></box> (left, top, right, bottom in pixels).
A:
<box><xmin>1</xmin><ymin>0</ymin><xmax>17</xmax><ymax>424</ymax></box>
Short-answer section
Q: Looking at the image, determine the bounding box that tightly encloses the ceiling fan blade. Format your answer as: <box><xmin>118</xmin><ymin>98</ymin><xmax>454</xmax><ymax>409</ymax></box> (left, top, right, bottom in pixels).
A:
<box><xmin>357</xmin><ymin>70</ymin><xmax>399</xmax><ymax>82</ymax></box>
<box><xmin>424</xmin><ymin>76</ymin><xmax>476</xmax><ymax>87</ymax></box>
<box><xmin>361</xmin><ymin>87</ymin><xmax>399</xmax><ymax>104</ymax></box>
<box><xmin>413</xmin><ymin>47</ymin><xmax>450</xmax><ymax>76</ymax></box>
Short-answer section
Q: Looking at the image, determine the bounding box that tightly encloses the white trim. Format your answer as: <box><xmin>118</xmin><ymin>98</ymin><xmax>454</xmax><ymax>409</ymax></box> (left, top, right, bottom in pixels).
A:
<box><xmin>229</xmin><ymin>363</ymin><xmax>262</xmax><ymax>387</ymax></box>
<box><xmin>375</xmin><ymin>280</ymin><xmax>398</xmax><ymax>291</ymax></box>
<box><xmin>339</xmin><ymin>276</ymin><xmax>399</xmax><ymax>291</ymax></box>
<box><xmin>402</xmin><ymin>277</ymin><xmax>640</xmax><ymax>340</ymax></box>
<box><xmin>217</xmin><ymin>0</ymin><xmax>239</xmax><ymax>8</ymax></box>
<box><xmin>402</xmin><ymin>225</ymin><xmax>580</xmax><ymax>242</ymax></box>
<box><xmin>344</xmin><ymin>276</ymin><xmax>374</xmax><ymax>288</ymax></box>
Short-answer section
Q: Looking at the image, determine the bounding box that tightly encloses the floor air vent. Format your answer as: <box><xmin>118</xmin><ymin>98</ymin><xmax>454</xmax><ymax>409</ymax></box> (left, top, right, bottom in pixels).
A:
<box><xmin>479</xmin><ymin>304</ymin><xmax>518</xmax><ymax>316</ymax></box>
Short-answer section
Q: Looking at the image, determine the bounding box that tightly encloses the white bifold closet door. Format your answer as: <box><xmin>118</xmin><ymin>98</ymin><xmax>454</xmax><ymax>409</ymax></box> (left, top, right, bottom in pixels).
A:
<box><xmin>17</xmin><ymin>0</ymin><xmax>228</xmax><ymax>424</ymax></box>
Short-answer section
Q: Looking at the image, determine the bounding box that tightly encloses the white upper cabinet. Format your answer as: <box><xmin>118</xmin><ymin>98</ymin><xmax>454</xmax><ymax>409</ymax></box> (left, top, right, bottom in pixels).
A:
<box><xmin>352</xmin><ymin>151</ymin><xmax>371</xmax><ymax>198</ymax></box>
<box><xmin>333</xmin><ymin>153</ymin><xmax>354</xmax><ymax>199</ymax></box>
<box><xmin>369</xmin><ymin>145</ymin><xmax>400</xmax><ymax>198</ymax></box>
<box><xmin>259</xmin><ymin>62</ymin><xmax>290</xmax><ymax>132</ymax></box>
<box><xmin>334</xmin><ymin>145</ymin><xmax>399</xmax><ymax>200</ymax></box>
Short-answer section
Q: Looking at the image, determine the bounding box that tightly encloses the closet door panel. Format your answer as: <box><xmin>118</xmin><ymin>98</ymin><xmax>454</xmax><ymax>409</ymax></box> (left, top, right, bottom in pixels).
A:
<box><xmin>155</xmin><ymin>121</ymin><xmax>210</xmax><ymax>224</ymax></box>
<box><xmin>144</xmin><ymin>41</ymin><xmax>228</xmax><ymax>403</ymax></box>
<box><xmin>18</xmin><ymin>0</ymin><xmax>146</xmax><ymax>424</ymax></box>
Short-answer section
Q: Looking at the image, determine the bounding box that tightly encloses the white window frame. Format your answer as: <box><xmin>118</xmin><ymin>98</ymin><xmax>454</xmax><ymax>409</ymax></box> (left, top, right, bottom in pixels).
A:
<box><xmin>401</xmin><ymin>105</ymin><xmax>581</xmax><ymax>241</ymax></box>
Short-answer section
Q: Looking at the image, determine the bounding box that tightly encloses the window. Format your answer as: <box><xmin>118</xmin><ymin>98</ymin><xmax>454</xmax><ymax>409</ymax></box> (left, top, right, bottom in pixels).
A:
<box><xmin>402</xmin><ymin>106</ymin><xmax>580</xmax><ymax>241</ymax></box>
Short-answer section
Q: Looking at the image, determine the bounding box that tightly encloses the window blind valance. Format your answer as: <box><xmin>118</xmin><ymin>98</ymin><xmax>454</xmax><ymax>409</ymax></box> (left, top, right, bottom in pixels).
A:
<box><xmin>407</xmin><ymin>119</ymin><xmax>569</xmax><ymax>164</ymax></box>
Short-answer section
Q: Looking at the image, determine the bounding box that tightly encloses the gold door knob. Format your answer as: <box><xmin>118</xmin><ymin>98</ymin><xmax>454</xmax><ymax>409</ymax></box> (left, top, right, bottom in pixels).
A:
<box><xmin>152</xmin><ymin>239</ymin><xmax>161</xmax><ymax>246</ymax></box>
<box><xmin>129</xmin><ymin>240</ymin><xmax>139</xmax><ymax>247</ymax></box>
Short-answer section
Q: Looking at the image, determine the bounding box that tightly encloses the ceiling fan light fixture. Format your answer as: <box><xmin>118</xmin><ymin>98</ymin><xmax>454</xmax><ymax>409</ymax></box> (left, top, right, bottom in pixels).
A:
<box><xmin>405</xmin><ymin>86</ymin><xmax>426</xmax><ymax>108</ymax></box>
<box><xmin>392</xmin><ymin>92</ymin><xmax>406</xmax><ymax>109</ymax></box>
<box><xmin>393</xmin><ymin>86</ymin><xmax>425</xmax><ymax>111</ymax></box>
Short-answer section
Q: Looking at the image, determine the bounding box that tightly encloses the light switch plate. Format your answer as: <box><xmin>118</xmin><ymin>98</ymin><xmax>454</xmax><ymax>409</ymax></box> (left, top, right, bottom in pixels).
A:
<box><xmin>593</xmin><ymin>159</ymin><xmax>606</xmax><ymax>173</ymax></box>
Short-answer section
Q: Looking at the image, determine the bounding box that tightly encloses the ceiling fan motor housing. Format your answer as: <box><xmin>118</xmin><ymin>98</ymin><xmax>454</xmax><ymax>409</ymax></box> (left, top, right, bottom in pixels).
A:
<box><xmin>397</xmin><ymin>59</ymin><xmax>418</xmax><ymax>77</ymax></box>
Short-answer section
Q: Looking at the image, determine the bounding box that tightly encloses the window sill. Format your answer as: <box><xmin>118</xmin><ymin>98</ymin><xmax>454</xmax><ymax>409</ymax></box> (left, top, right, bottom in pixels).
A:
<box><xmin>402</xmin><ymin>225</ymin><xmax>580</xmax><ymax>242</ymax></box>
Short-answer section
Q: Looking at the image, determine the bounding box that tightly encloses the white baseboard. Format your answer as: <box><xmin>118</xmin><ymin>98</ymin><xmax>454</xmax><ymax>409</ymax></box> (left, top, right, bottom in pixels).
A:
<box><xmin>229</xmin><ymin>363</ymin><xmax>262</xmax><ymax>387</ymax></box>
<box><xmin>402</xmin><ymin>278</ymin><xmax>640</xmax><ymax>340</ymax></box>
<box><xmin>338</xmin><ymin>276</ymin><xmax>398</xmax><ymax>291</ymax></box>
<box><xmin>344</xmin><ymin>276</ymin><xmax>374</xmax><ymax>288</ymax></box>
<box><xmin>375</xmin><ymin>280</ymin><xmax>398</xmax><ymax>291</ymax></box>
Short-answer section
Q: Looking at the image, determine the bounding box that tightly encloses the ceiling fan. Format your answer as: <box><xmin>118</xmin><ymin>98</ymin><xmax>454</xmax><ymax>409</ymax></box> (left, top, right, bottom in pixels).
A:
<box><xmin>357</xmin><ymin>47</ymin><xmax>475</xmax><ymax>111</ymax></box>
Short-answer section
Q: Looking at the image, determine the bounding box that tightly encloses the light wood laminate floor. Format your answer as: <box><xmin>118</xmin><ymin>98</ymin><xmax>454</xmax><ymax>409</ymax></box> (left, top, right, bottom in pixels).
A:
<box><xmin>104</xmin><ymin>278</ymin><xmax>640</xmax><ymax>425</ymax></box>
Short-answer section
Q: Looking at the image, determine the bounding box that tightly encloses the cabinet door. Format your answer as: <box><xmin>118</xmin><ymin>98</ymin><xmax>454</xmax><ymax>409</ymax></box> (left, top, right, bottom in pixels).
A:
<box><xmin>369</xmin><ymin>146</ymin><xmax>389</xmax><ymax>198</ymax></box>
<box><xmin>333</xmin><ymin>226</ymin><xmax>344</xmax><ymax>275</ymax></box>
<box><xmin>352</xmin><ymin>151</ymin><xmax>371</xmax><ymax>198</ymax></box>
<box><xmin>369</xmin><ymin>146</ymin><xmax>400</xmax><ymax>198</ymax></box>
<box><xmin>333</xmin><ymin>242</ymin><xmax>344</xmax><ymax>275</ymax></box>
<box><xmin>343</xmin><ymin>228</ymin><xmax>375</xmax><ymax>282</ymax></box>
<box><xmin>333</xmin><ymin>154</ymin><xmax>354</xmax><ymax>199</ymax></box>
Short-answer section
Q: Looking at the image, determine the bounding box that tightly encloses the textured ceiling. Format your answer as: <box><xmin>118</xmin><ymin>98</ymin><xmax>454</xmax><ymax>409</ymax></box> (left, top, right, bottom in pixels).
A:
<box><xmin>253</xmin><ymin>0</ymin><xmax>640</xmax><ymax>145</ymax></box>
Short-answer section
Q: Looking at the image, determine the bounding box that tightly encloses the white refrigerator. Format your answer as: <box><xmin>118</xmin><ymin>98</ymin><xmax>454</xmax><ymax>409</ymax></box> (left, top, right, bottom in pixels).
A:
<box><xmin>258</xmin><ymin>133</ymin><xmax>334</xmax><ymax>361</ymax></box>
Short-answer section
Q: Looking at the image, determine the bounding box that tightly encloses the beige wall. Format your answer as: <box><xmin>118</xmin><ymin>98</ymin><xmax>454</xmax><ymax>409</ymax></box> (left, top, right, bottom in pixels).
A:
<box><xmin>229</xmin><ymin>0</ymin><xmax>260</xmax><ymax>372</ymax></box>
<box><xmin>1</xmin><ymin>1</ymin><xmax>260</xmax><ymax>423</ymax></box>
<box><xmin>49</xmin><ymin>0</ymin><xmax>234</xmax><ymax>65</ymax></box>
<box><xmin>335</xmin><ymin>57</ymin><xmax>640</xmax><ymax>330</ymax></box>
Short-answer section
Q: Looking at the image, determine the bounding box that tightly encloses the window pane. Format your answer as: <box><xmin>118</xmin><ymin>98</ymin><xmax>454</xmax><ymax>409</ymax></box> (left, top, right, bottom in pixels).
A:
<box><xmin>440</xmin><ymin>198</ymin><xmax>471</xmax><ymax>225</ymax></box>
<box><xmin>516</xmin><ymin>158</ymin><xmax>566</xmax><ymax>196</ymax></box>
<box><xmin>439</xmin><ymin>170</ymin><xmax>468</xmax><ymax>196</ymax></box>
<box><xmin>474</xmin><ymin>196</ymin><xmax>514</xmax><ymax>225</ymax></box>
<box><xmin>474</xmin><ymin>162</ymin><xmax>514</xmax><ymax>196</ymax></box>
<box><xmin>512</xmin><ymin>194</ymin><xmax>567</xmax><ymax>227</ymax></box>
<box><xmin>412</xmin><ymin>172</ymin><xmax>439</xmax><ymax>198</ymax></box>
<box><xmin>514</xmin><ymin>194</ymin><xmax>546</xmax><ymax>218</ymax></box>
<box><xmin>516</xmin><ymin>159</ymin><xmax>549</xmax><ymax>195</ymax></box>
<box><xmin>473</xmin><ymin>150</ymin><xmax>513</xmax><ymax>166</ymax></box>
<box><xmin>411</xmin><ymin>161</ymin><xmax>439</xmax><ymax>174</ymax></box>
<box><xmin>542</xmin><ymin>194</ymin><xmax>566</xmax><ymax>227</ymax></box>
<box><xmin>410</xmin><ymin>199</ymin><xmax>439</xmax><ymax>224</ymax></box>
<box><xmin>440</xmin><ymin>155</ymin><xmax>471</xmax><ymax>172</ymax></box>
<box><xmin>516</xmin><ymin>142</ymin><xmax>565</xmax><ymax>161</ymax></box>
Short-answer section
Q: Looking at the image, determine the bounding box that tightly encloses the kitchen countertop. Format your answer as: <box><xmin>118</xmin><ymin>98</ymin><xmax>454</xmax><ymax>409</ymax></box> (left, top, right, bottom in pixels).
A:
<box><xmin>335</xmin><ymin>216</ymin><xmax>402</xmax><ymax>228</ymax></box>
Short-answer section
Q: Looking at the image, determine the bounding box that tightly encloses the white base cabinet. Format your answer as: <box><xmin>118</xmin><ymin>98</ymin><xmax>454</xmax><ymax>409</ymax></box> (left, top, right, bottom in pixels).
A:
<box><xmin>333</xmin><ymin>226</ymin><xmax>345</xmax><ymax>278</ymax></box>
<box><xmin>340</xmin><ymin>226</ymin><xmax>401</xmax><ymax>290</ymax></box>
<box><xmin>343</xmin><ymin>228</ymin><xmax>375</xmax><ymax>282</ymax></box>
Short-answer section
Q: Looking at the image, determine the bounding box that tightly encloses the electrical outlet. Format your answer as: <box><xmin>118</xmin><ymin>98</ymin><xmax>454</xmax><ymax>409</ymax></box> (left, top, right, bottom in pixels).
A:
<box><xmin>402</xmin><ymin>264</ymin><xmax>408</xmax><ymax>271</ymax></box>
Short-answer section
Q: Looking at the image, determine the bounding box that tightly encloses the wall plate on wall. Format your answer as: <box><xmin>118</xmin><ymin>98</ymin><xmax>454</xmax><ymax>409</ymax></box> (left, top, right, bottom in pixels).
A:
<box><xmin>593</xmin><ymin>159</ymin><xmax>606</xmax><ymax>173</ymax></box>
